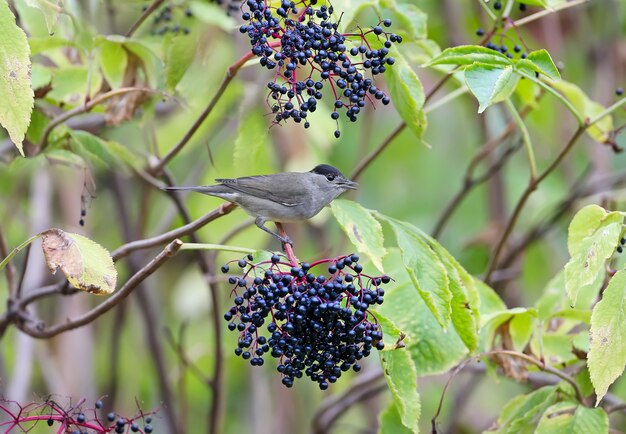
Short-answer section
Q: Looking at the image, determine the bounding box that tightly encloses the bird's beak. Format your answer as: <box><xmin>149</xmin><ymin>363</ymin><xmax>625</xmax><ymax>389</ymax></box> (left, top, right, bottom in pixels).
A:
<box><xmin>342</xmin><ymin>180</ymin><xmax>359</xmax><ymax>190</ymax></box>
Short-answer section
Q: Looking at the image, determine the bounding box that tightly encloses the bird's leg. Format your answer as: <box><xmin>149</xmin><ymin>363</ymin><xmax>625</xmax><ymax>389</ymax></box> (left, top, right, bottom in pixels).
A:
<box><xmin>275</xmin><ymin>222</ymin><xmax>298</xmax><ymax>266</ymax></box>
<box><xmin>255</xmin><ymin>217</ymin><xmax>293</xmax><ymax>245</ymax></box>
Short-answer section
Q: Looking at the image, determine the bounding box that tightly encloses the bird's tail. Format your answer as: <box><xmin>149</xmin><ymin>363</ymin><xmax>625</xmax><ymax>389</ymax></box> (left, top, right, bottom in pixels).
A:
<box><xmin>161</xmin><ymin>185</ymin><xmax>213</xmax><ymax>194</ymax></box>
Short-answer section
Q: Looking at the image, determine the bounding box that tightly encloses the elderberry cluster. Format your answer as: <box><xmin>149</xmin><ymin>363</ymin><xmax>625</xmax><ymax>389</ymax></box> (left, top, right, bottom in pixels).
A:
<box><xmin>222</xmin><ymin>253</ymin><xmax>388</xmax><ymax>389</ymax></box>
<box><xmin>239</xmin><ymin>0</ymin><xmax>401</xmax><ymax>136</ymax></box>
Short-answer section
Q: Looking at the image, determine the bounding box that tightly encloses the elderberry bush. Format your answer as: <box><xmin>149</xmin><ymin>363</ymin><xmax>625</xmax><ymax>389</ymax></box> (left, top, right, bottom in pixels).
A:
<box><xmin>239</xmin><ymin>0</ymin><xmax>401</xmax><ymax>135</ymax></box>
<box><xmin>222</xmin><ymin>253</ymin><xmax>388</xmax><ymax>389</ymax></box>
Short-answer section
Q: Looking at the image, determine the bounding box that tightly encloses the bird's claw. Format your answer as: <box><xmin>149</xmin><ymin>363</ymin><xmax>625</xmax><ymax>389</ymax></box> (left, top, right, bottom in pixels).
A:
<box><xmin>280</xmin><ymin>236</ymin><xmax>294</xmax><ymax>247</ymax></box>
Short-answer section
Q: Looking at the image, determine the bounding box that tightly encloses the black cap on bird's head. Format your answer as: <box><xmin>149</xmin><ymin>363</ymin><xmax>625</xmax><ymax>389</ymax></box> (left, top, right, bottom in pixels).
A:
<box><xmin>310</xmin><ymin>164</ymin><xmax>358</xmax><ymax>189</ymax></box>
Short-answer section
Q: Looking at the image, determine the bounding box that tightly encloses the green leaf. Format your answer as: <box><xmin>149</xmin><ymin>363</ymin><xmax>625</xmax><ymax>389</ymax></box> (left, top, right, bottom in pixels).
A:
<box><xmin>382</xmin><ymin>217</ymin><xmax>452</xmax><ymax>328</ymax></box>
<box><xmin>588</xmin><ymin>269</ymin><xmax>626</xmax><ymax>404</ymax></box>
<box><xmin>380</xmin><ymin>349</ymin><xmax>420</xmax><ymax>433</ymax></box>
<box><xmin>97</xmin><ymin>38</ymin><xmax>128</xmax><ymax>89</ymax></box>
<box><xmin>23</xmin><ymin>0</ymin><xmax>61</xmax><ymax>35</ymax></box>
<box><xmin>479</xmin><ymin>308</ymin><xmax>535</xmax><ymax>352</ymax></box>
<box><xmin>41</xmin><ymin>228</ymin><xmax>117</xmax><ymax>294</ymax></box>
<box><xmin>515</xmin><ymin>75</ymin><xmax>540</xmax><ymax>109</ymax></box>
<box><xmin>465</xmin><ymin>64</ymin><xmax>520</xmax><ymax>113</ymax></box>
<box><xmin>69</xmin><ymin>130</ymin><xmax>120</xmax><ymax>168</ymax></box>
<box><xmin>475</xmin><ymin>278</ymin><xmax>506</xmax><ymax>316</ymax></box>
<box><xmin>338</xmin><ymin>0</ymin><xmax>376</xmax><ymax>33</ymax></box>
<box><xmin>385</xmin><ymin>46</ymin><xmax>426</xmax><ymax>141</ymax></box>
<box><xmin>379</xmin><ymin>3</ymin><xmax>427</xmax><ymax>42</ymax></box>
<box><xmin>535</xmin><ymin>402</ymin><xmax>608</xmax><ymax>434</ymax></box>
<box><xmin>379</xmin><ymin>401</ymin><xmax>414</xmax><ymax>434</ymax></box>
<box><xmin>43</xmin><ymin>149</ymin><xmax>86</xmax><ymax>168</ymax></box>
<box><xmin>429</xmin><ymin>240</ymin><xmax>480</xmax><ymax>351</ymax></box>
<box><xmin>29</xmin><ymin>35</ymin><xmax>75</xmax><ymax>54</ymax></box>
<box><xmin>485</xmin><ymin>386</ymin><xmax>558</xmax><ymax>433</ymax></box>
<box><xmin>165</xmin><ymin>34</ymin><xmax>196</xmax><ymax>91</ymax></box>
<box><xmin>330</xmin><ymin>200</ymin><xmax>386</xmax><ymax>272</ymax></box>
<box><xmin>564</xmin><ymin>205</ymin><xmax>624</xmax><ymax>305</ymax></box>
<box><xmin>46</xmin><ymin>66</ymin><xmax>103</xmax><ymax>105</ymax></box>
<box><xmin>377</xmin><ymin>214</ymin><xmax>479</xmax><ymax>351</ymax></box>
<box><xmin>427</xmin><ymin>45</ymin><xmax>513</xmax><ymax>67</ymax></box>
<box><xmin>376</xmin><ymin>250</ymin><xmax>468</xmax><ymax>376</ymax></box>
<box><xmin>189</xmin><ymin>1</ymin><xmax>236</xmax><ymax>31</ymax></box>
<box><xmin>524</xmin><ymin>49</ymin><xmax>560</xmax><ymax>80</ymax></box>
<box><xmin>549</xmin><ymin>80</ymin><xmax>614</xmax><ymax>143</ymax></box>
<box><xmin>233</xmin><ymin>109</ymin><xmax>273</xmax><ymax>176</ymax></box>
<box><xmin>0</xmin><ymin>0</ymin><xmax>34</xmax><ymax>156</ymax></box>
<box><xmin>31</xmin><ymin>63</ymin><xmax>52</xmax><ymax>90</ymax></box>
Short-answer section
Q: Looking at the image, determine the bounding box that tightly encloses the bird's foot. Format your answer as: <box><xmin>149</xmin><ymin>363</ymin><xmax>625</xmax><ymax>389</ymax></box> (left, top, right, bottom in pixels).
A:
<box><xmin>279</xmin><ymin>235</ymin><xmax>294</xmax><ymax>247</ymax></box>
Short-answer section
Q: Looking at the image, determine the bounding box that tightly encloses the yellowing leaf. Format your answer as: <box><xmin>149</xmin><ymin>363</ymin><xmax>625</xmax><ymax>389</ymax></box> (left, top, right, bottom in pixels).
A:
<box><xmin>41</xmin><ymin>228</ymin><xmax>117</xmax><ymax>295</ymax></box>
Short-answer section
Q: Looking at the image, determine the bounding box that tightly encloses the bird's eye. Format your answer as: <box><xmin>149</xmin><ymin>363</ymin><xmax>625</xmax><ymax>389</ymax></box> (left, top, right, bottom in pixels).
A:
<box><xmin>326</xmin><ymin>174</ymin><xmax>335</xmax><ymax>181</ymax></box>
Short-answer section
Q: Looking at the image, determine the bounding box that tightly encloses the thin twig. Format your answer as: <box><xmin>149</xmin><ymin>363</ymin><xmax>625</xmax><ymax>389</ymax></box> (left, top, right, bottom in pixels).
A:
<box><xmin>126</xmin><ymin>0</ymin><xmax>166</xmax><ymax>37</ymax></box>
<box><xmin>431</xmin><ymin>112</ymin><xmax>526</xmax><ymax>238</ymax></box>
<box><xmin>484</xmin><ymin>127</ymin><xmax>585</xmax><ymax>283</ymax></box>
<box><xmin>150</xmin><ymin>51</ymin><xmax>259</xmax><ymax>175</ymax></box>
<box><xmin>351</xmin><ymin>74</ymin><xmax>455</xmax><ymax>181</ymax></box>
<box><xmin>0</xmin><ymin>226</ymin><xmax>17</xmax><ymax>297</ymax></box>
<box><xmin>111</xmin><ymin>203</ymin><xmax>236</xmax><ymax>261</ymax></box>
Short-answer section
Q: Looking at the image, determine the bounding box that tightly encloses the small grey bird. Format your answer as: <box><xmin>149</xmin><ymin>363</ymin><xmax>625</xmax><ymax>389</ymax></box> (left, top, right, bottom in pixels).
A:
<box><xmin>162</xmin><ymin>164</ymin><xmax>357</xmax><ymax>244</ymax></box>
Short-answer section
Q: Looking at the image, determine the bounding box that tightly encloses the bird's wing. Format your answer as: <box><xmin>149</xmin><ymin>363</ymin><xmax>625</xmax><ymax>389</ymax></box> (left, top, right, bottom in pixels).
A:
<box><xmin>215</xmin><ymin>174</ymin><xmax>305</xmax><ymax>207</ymax></box>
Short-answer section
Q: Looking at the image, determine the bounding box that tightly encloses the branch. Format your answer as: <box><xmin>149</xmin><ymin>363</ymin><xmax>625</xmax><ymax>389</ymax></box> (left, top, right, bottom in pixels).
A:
<box><xmin>149</xmin><ymin>51</ymin><xmax>259</xmax><ymax>175</ymax></box>
<box><xmin>312</xmin><ymin>367</ymin><xmax>386</xmax><ymax>434</ymax></box>
<box><xmin>111</xmin><ymin>203</ymin><xmax>236</xmax><ymax>261</ymax></box>
<box><xmin>17</xmin><ymin>239</ymin><xmax>183</xmax><ymax>338</ymax></box>
<box><xmin>484</xmin><ymin>127</ymin><xmax>585</xmax><ymax>283</ymax></box>
<box><xmin>431</xmin><ymin>110</ymin><xmax>527</xmax><ymax>238</ymax></box>
<box><xmin>351</xmin><ymin>74</ymin><xmax>455</xmax><ymax>181</ymax></box>
<box><xmin>126</xmin><ymin>0</ymin><xmax>166</xmax><ymax>37</ymax></box>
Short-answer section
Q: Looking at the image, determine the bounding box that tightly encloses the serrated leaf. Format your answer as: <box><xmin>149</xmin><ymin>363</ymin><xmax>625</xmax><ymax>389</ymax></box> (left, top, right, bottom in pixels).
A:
<box><xmin>330</xmin><ymin>200</ymin><xmax>386</xmax><ymax>272</ymax></box>
<box><xmin>376</xmin><ymin>250</ymin><xmax>468</xmax><ymax>376</ymax></box>
<box><xmin>550</xmin><ymin>80</ymin><xmax>613</xmax><ymax>143</ymax></box>
<box><xmin>381</xmin><ymin>216</ymin><xmax>452</xmax><ymax>328</ymax></box>
<box><xmin>97</xmin><ymin>38</ymin><xmax>128</xmax><ymax>89</ymax></box>
<box><xmin>484</xmin><ymin>386</ymin><xmax>558</xmax><ymax>434</ymax></box>
<box><xmin>588</xmin><ymin>269</ymin><xmax>626</xmax><ymax>404</ymax></box>
<box><xmin>41</xmin><ymin>228</ymin><xmax>117</xmax><ymax>294</ymax></box>
<box><xmin>525</xmin><ymin>49</ymin><xmax>560</xmax><ymax>80</ymax></box>
<box><xmin>564</xmin><ymin>205</ymin><xmax>623</xmax><ymax>305</ymax></box>
<box><xmin>24</xmin><ymin>0</ymin><xmax>61</xmax><ymax>35</ymax></box>
<box><xmin>377</xmin><ymin>213</ymin><xmax>479</xmax><ymax>351</ymax></box>
<box><xmin>427</xmin><ymin>45</ymin><xmax>513</xmax><ymax>67</ymax></box>
<box><xmin>380</xmin><ymin>349</ymin><xmax>420</xmax><ymax>433</ymax></box>
<box><xmin>0</xmin><ymin>0</ymin><xmax>34</xmax><ymax>156</ymax></box>
<box><xmin>535</xmin><ymin>402</ymin><xmax>608</xmax><ymax>434</ymax></box>
<box><xmin>385</xmin><ymin>46</ymin><xmax>426</xmax><ymax>141</ymax></box>
<box><xmin>465</xmin><ymin>64</ymin><xmax>520</xmax><ymax>113</ymax></box>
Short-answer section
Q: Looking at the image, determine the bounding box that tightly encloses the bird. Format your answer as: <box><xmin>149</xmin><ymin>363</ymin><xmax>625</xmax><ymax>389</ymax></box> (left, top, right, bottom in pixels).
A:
<box><xmin>162</xmin><ymin>164</ymin><xmax>358</xmax><ymax>244</ymax></box>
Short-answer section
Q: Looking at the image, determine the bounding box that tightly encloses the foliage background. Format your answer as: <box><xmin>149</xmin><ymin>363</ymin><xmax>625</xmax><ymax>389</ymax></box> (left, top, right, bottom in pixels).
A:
<box><xmin>0</xmin><ymin>0</ymin><xmax>625</xmax><ymax>433</ymax></box>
